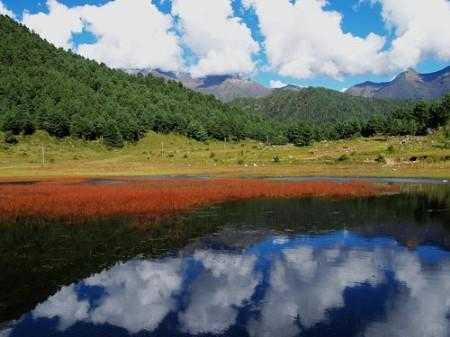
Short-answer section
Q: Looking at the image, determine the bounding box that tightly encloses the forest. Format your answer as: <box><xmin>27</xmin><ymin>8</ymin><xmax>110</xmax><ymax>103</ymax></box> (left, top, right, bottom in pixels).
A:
<box><xmin>1</xmin><ymin>15</ymin><xmax>449</xmax><ymax>148</ymax></box>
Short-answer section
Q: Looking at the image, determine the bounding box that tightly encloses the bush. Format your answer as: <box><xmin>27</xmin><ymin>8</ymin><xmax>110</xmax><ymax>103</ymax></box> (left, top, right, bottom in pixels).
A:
<box><xmin>186</xmin><ymin>121</ymin><xmax>209</xmax><ymax>142</ymax></box>
<box><xmin>4</xmin><ymin>131</ymin><xmax>18</xmax><ymax>144</ymax></box>
<box><xmin>336</xmin><ymin>154</ymin><xmax>350</xmax><ymax>162</ymax></box>
<box><xmin>273</xmin><ymin>155</ymin><xmax>281</xmax><ymax>163</ymax></box>
<box><xmin>375</xmin><ymin>154</ymin><xmax>387</xmax><ymax>164</ymax></box>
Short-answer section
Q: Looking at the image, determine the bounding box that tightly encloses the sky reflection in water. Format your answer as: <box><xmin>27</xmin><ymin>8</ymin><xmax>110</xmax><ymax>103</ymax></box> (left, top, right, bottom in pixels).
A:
<box><xmin>4</xmin><ymin>230</ymin><xmax>450</xmax><ymax>337</ymax></box>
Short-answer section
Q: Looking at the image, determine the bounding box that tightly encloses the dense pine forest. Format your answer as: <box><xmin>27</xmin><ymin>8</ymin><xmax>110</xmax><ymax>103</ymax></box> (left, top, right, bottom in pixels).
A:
<box><xmin>0</xmin><ymin>15</ymin><xmax>278</xmax><ymax>146</ymax></box>
<box><xmin>1</xmin><ymin>15</ymin><xmax>449</xmax><ymax>147</ymax></box>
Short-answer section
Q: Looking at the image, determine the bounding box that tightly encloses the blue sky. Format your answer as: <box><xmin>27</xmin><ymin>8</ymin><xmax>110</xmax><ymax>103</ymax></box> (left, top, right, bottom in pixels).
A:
<box><xmin>1</xmin><ymin>0</ymin><xmax>450</xmax><ymax>91</ymax></box>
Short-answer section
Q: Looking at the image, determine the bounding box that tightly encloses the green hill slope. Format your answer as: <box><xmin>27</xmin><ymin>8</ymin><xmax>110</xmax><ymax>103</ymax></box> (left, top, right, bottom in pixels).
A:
<box><xmin>0</xmin><ymin>15</ymin><xmax>272</xmax><ymax>144</ymax></box>
<box><xmin>233</xmin><ymin>87</ymin><xmax>413</xmax><ymax>122</ymax></box>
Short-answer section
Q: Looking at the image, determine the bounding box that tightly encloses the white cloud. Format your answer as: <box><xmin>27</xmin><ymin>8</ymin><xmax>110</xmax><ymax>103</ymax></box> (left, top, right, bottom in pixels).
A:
<box><xmin>22</xmin><ymin>0</ymin><xmax>84</xmax><ymax>49</ymax></box>
<box><xmin>246</xmin><ymin>0</ymin><xmax>450</xmax><ymax>79</ymax></box>
<box><xmin>21</xmin><ymin>0</ymin><xmax>184</xmax><ymax>70</ymax></box>
<box><xmin>244</xmin><ymin>0</ymin><xmax>386</xmax><ymax>79</ymax></box>
<box><xmin>33</xmin><ymin>258</ymin><xmax>184</xmax><ymax>334</ymax></box>
<box><xmin>269</xmin><ymin>80</ymin><xmax>287</xmax><ymax>88</ymax></box>
<box><xmin>77</xmin><ymin>0</ymin><xmax>183</xmax><ymax>70</ymax></box>
<box><xmin>10</xmin><ymin>0</ymin><xmax>450</xmax><ymax>79</ymax></box>
<box><xmin>364</xmin><ymin>250</ymin><xmax>450</xmax><ymax>337</ymax></box>
<box><xmin>248</xmin><ymin>245</ymin><xmax>386</xmax><ymax>337</ymax></box>
<box><xmin>375</xmin><ymin>0</ymin><xmax>450</xmax><ymax>71</ymax></box>
<box><xmin>0</xmin><ymin>1</ymin><xmax>15</xmax><ymax>18</ymax></box>
<box><xmin>179</xmin><ymin>251</ymin><xmax>259</xmax><ymax>334</ymax></box>
<box><xmin>84</xmin><ymin>258</ymin><xmax>183</xmax><ymax>333</ymax></box>
<box><xmin>172</xmin><ymin>0</ymin><xmax>259</xmax><ymax>77</ymax></box>
<box><xmin>33</xmin><ymin>284</ymin><xmax>90</xmax><ymax>331</ymax></box>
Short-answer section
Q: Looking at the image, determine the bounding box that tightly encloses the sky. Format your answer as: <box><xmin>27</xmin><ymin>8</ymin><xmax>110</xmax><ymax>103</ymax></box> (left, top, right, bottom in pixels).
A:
<box><xmin>1</xmin><ymin>0</ymin><xmax>450</xmax><ymax>91</ymax></box>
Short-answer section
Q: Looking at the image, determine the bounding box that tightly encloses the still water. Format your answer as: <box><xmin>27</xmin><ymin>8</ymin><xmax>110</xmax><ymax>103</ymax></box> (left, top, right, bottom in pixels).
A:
<box><xmin>1</xmin><ymin>183</ymin><xmax>449</xmax><ymax>337</ymax></box>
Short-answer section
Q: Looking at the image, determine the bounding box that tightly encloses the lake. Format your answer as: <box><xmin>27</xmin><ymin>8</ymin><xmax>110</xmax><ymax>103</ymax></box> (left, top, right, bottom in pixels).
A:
<box><xmin>0</xmin><ymin>180</ymin><xmax>449</xmax><ymax>337</ymax></box>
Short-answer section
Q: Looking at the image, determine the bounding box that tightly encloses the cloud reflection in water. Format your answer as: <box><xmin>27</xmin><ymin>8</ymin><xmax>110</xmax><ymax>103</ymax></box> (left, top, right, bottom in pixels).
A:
<box><xmin>7</xmin><ymin>232</ymin><xmax>448</xmax><ymax>337</ymax></box>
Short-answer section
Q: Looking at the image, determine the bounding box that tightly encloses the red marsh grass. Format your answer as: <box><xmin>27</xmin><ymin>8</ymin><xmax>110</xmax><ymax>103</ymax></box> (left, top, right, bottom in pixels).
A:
<box><xmin>0</xmin><ymin>178</ymin><xmax>398</xmax><ymax>224</ymax></box>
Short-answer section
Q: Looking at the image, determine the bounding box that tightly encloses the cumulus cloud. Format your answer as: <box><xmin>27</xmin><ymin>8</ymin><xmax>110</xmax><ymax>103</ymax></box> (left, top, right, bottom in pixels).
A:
<box><xmin>77</xmin><ymin>0</ymin><xmax>183</xmax><ymax>70</ymax></box>
<box><xmin>0</xmin><ymin>1</ymin><xmax>15</xmax><ymax>18</ymax></box>
<box><xmin>248</xmin><ymin>245</ymin><xmax>386</xmax><ymax>337</ymax></box>
<box><xmin>375</xmin><ymin>0</ymin><xmax>450</xmax><ymax>71</ymax></box>
<box><xmin>244</xmin><ymin>0</ymin><xmax>386</xmax><ymax>79</ymax></box>
<box><xmin>364</xmin><ymin>250</ymin><xmax>450</xmax><ymax>337</ymax></box>
<box><xmin>33</xmin><ymin>258</ymin><xmax>184</xmax><ymax>334</ymax></box>
<box><xmin>179</xmin><ymin>251</ymin><xmax>259</xmax><ymax>334</ymax></box>
<box><xmin>269</xmin><ymin>80</ymin><xmax>287</xmax><ymax>88</ymax></box>
<box><xmin>172</xmin><ymin>0</ymin><xmax>259</xmax><ymax>77</ymax></box>
<box><xmin>33</xmin><ymin>284</ymin><xmax>90</xmax><ymax>330</ymax></box>
<box><xmin>84</xmin><ymin>258</ymin><xmax>183</xmax><ymax>333</ymax></box>
<box><xmin>22</xmin><ymin>0</ymin><xmax>184</xmax><ymax>70</ymax></box>
<box><xmin>22</xmin><ymin>0</ymin><xmax>84</xmax><ymax>49</ymax></box>
<box><xmin>245</xmin><ymin>0</ymin><xmax>450</xmax><ymax>79</ymax></box>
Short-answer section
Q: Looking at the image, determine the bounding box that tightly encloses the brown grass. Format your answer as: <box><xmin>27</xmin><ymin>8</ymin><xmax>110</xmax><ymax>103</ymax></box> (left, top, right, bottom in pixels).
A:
<box><xmin>0</xmin><ymin>178</ymin><xmax>398</xmax><ymax>223</ymax></box>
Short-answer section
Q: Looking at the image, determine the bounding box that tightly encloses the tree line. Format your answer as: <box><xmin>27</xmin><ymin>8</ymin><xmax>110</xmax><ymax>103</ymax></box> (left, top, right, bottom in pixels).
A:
<box><xmin>283</xmin><ymin>96</ymin><xmax>450</xmax><ymax>147</ymax></box>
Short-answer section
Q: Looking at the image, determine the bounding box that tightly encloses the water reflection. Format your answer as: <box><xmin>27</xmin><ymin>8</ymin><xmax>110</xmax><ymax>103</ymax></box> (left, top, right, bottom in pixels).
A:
<box><xmin>4</xmin><ymin>231</ymin><xmax>449</xmax><ymax>337</ymax></box>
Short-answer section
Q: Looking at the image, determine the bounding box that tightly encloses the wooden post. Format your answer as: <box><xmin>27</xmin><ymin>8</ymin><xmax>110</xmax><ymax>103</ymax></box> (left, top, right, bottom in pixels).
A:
<box><xmin>41</xmin><ymin>145</ymin><xmax>45</xmax><ymax>166</ymax></box>
<box><xmin>161</xmin><ymin>142</ymin><xmax>164</xmax><ymax>158</ymax></box>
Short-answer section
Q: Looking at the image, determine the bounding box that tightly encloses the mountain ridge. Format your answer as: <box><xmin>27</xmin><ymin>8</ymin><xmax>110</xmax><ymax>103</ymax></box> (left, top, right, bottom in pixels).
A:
<box><xmin>347</xmin><ymin>66</ymin><xmax>450</xmax><ymax>100</ymax></box>
<box><xmin>123</xmin><ymin>68</ymin><xmax>272</xmax><ymax>102</ymax></box>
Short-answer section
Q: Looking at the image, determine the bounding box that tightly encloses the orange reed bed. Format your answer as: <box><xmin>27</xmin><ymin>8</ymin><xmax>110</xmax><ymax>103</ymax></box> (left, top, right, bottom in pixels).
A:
<box><xmin>0</xmin><ymin>178</ymin><xmax>398</xmax><ymax>223</ymax></box>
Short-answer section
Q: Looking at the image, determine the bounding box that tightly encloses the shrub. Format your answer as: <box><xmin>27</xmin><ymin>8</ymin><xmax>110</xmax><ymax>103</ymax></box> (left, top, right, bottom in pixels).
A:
<box><xmin>336</xmin><ymin>154</ymin><xmax>350</xmax><ymax>162</ymax></box>
<box><xmin>375</xmin><ymin>154</ymin><xmax>387</xmax><ymax>164</ymax></box>
<box><xmin>4</xmin><ymin>131</ymin><xmax>18</xmax><ymax>145</ymax></box>
<box><xmin>273</xmin><ymin>155</ymin><xmax>281</xmax><ymax>163</ymax></box>
<box><xmin>186</xmin><ymin>121</ymin><xmax>208</xmax><ymax>142</ymax></box>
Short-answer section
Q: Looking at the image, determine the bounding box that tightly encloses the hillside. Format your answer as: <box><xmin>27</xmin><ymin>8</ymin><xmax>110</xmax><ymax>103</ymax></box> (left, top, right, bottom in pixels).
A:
<box><xmin>232</xmin><ymin>87</ymin><xmax>412</xmax><ymax>122</ymax></box>
<box><xmin>0</xmin><ymin>15</ymin><xmax>272</xmax><ymax>144</ymax></box>
<box><xmin>347</xmin><ymin>67</ymin><xmax>450</xmax><ymax>100</ymax></box>
<box><xmin>1</xmin><ymin>15</ymin><xmax>448</xmax><ymax>149</ymax></box>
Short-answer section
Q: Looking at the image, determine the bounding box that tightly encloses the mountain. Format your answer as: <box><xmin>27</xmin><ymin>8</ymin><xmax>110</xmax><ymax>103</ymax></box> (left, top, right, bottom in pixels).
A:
<box><xmin>0</xmin><ymin>15</ymin><xmax>274</xmax><ymax>144</ymax></box>
<box><xmin>232</xmin><ymin>86</ymin><xmax>412</xmax><ymax>123</ymax></box>
<box><xmin>276</xmin><ymin>84</ymin><xmax>304</xmax><ymax>92</ymax></box>
<box><xmin>347</xmin><ymin>66</ymin><xmax>450</xmax><ymax>100</ymax></box>
<box><xmin>123</xmin><ymin>68</ymin><xmax>272</xmax><ymax>102</ymax></box>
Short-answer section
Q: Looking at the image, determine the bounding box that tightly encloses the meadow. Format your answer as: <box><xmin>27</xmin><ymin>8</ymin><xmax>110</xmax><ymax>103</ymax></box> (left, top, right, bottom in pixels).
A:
<box><xmin>0</xmin><ymin>130</ymin><xmax>449</xmax><ymax>179</ymax></box>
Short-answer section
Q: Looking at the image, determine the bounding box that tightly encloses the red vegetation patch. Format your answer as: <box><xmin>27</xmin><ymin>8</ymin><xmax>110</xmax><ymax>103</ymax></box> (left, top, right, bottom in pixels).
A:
<box><xmin>0</xmin><ymin>178</ymin><xmax>397</xmax><ymax>223</ymax></box>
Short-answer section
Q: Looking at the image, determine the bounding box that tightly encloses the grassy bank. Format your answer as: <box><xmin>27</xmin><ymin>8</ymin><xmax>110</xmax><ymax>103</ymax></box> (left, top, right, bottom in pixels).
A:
<box><xmin>0</xmin><ymin>130</ymin><xmax>449</xmax><ymax>179</ymax></box>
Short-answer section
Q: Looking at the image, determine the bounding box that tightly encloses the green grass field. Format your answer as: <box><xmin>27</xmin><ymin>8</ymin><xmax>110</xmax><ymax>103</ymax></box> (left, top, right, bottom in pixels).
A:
<box><xmin>0</xmin><ymin>130</ymin><xmax>449</xmax><ymax>179</ymax></box>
